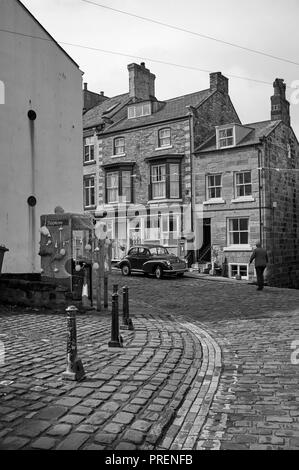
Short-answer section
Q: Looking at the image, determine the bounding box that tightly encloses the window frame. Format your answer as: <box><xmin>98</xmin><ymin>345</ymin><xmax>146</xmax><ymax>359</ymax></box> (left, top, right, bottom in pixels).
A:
<box><xmin>151</xmin><ymin>164</ymin><xmax>166</xmax><ymax>199</ymax></box>
<box><xmin>207</xmin><ymin>173</ymin><xmax>222</xmax><ymax>200</ymax></box>
<box><xmin>216</xmin><ymin>126</ymin><xmax>235</xmax><ymax>149</ymax></box>
<box><xmin>113</xmin><ymin>137</ymin><xmax>125</xmax><ymax>156</ymax></box>
<box><xmin>128</xmin><ymin>102</ymin><xmax>151</xmax><ymax>119</ymax></box>
<box><xmin>148</xmin><ymin>157</ymin><xmax>182</xmax><ymax>201</ymax></box>
<box><xmin>83</xmin><ymin>175</ymin><xmax>96</xmax><ymax>208</ymax></box>
<box><xmin>158</xmin><ymin>128</ymin><xmax>171</xmax><ymax>148</ymax></box>
<box><xmin>229</xmin><ymin>263</ymin><xmax>249</xmax><ymax>280</ymax></box>
<box><xmin>235</xmin><ymin>171</ymin><xmax>252</xmax><ymax>198</ymax></box>
<box><xmin>83</xmin><ymin>137</ymin><xmax>95</xmax><ymax>163</ymax></box>
<box><xmin>227</xmin><ymin>217</ymin><xmax>249</xmax><ymax>246</ymax></box>
<box><xmin>104</xmin><ymin>164</ymin><xmax>134</xmax><ymax>204</ymax></box>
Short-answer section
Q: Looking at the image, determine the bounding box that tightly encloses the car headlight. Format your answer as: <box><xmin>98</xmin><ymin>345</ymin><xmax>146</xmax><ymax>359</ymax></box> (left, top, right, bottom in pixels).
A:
<box><xmin>164</xmin><ymin>260</ymin><xmax>171</xmax><ymax>266</ymax></box>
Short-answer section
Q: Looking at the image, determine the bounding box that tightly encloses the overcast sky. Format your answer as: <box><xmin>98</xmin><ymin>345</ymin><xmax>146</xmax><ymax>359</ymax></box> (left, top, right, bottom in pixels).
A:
<box><xmin>22</xmin><ymin>0</ymin><xmax>299</xmax><ymax>135</ymax></box>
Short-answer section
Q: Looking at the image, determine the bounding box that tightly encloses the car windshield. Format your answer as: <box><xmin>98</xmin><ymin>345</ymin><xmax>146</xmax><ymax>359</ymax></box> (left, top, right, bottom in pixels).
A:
<box><xmin>149</xmin><ymin>247</ymin><xmax>169</xmax><ymax>256</ymax></box>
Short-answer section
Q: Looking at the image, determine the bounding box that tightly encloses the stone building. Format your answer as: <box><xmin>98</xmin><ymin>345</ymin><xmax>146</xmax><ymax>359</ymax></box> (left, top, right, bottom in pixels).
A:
<box><xmin>194</xmin><ymin>79</ymin><xmax>299</xmax><ymax>288</ymax></box>
<box><xmin>0</xmin><ymin>0</ymin><xmax>83</xmax><ymax>273</ymax></box>
<box><xmin>83</xmin><ymin>62</ymin><xmax>240</xmax><ymax>260</ymax></box>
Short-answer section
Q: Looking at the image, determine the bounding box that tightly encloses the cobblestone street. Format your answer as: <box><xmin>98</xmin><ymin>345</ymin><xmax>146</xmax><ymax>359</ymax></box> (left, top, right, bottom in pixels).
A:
<box><xmin>0</xmin><ymin>273</ymin><xmax>299</xmax><ymax>450</ymax></box>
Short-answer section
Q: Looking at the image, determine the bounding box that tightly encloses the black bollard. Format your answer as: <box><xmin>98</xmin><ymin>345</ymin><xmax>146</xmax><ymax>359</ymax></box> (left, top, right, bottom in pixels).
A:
<box><xmin>62</xmin><ymin>305</ymin><xmax>86</xmax><ymax>381</ymax></box>
<box><xmin>113</xmin><ymin>284</ymin><xmax>118</xmax><ymax>294</ymax></box>
<box><xmin>108</xmin><ymin>292</ymin><xmax>123</xmax><ymax>348</ymax></box>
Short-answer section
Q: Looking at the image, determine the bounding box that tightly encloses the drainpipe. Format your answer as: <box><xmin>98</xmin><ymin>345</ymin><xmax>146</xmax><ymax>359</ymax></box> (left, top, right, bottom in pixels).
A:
<box><xmin>187</xmin><ymin>107</ymin><xmax>195</xmax><ymax>264</ymax></box>
<box><xmin>28</xmin><ymin>108</ymin><xmax>37</xmax><ymax>273</ymax></box>
<box><xmin>257</xmin><ymin>146</ymin><xmax>263</xmax><ymax>245</ymax></box>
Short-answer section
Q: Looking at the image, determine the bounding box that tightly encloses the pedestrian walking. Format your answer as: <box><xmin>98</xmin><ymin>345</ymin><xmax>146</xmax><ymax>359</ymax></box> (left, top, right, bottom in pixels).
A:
<box><xmin>249</xmin><ymin>241</ymin><xmax>268</xmax><ymax>290</ymax></box>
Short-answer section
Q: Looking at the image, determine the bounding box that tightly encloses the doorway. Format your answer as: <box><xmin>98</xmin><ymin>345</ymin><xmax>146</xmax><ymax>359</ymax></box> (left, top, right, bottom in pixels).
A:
<box><xmin>197</xmin><ymin>218</ymin><xmax>211</xmax><ymax>262</ymax></box>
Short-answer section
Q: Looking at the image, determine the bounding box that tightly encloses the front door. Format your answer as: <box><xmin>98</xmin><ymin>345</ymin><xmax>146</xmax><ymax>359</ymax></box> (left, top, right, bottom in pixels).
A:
<box><xmin>197</xmin><ymin>218</ymin><xmax>211</xmax><ymax>262</ymax></box>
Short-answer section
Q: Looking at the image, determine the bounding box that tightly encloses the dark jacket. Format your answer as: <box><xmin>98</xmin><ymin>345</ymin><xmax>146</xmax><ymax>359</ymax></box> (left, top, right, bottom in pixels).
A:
<box><xmin>249</xmin><ymin>247</ymin><xmax>268</xmax><ymax>267</ymax></box>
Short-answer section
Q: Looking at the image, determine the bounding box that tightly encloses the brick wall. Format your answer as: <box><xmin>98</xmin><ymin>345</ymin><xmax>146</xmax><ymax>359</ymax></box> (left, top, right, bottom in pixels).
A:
<box><xmin>193</xmin><ymin>91</ymin><xmax>241</xmax><ymax>149</ymax></box>
<box><xmin>194</xmin><ymin>146</ymin><xmax>261</xmax><ymax>279</ymax></box>
<box><xmin>262</xmin><ymin>123</ymin><xmax>299</xmax><ymax>288</ymax></box>
<box><xmin>100</xmin><ymin>120</ymin><xmax>190</xmax><ymax>206</ymax></box>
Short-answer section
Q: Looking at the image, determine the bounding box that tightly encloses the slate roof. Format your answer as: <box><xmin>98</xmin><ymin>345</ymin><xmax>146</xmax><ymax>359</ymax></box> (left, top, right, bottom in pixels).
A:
<box><xmin>196</xmin><ymin>120</ymin><xmax>282</xmax><ymax>152</ymax></box>
<box><xmin>83</xmin><ymin>93</ymin><xmax>130</xmax><ymax>129</ymax></box>
<box><xmin>83</xmin><ymin>89</ymin><xmax>213</xmax><ymax>133</ymax></box>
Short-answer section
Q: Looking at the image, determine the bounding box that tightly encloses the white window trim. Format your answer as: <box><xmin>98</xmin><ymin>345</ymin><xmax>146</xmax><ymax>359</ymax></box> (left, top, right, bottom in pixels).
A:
<box><xmin>84</xmin><ymin>176</ymin><xmax>96</xmax><ymax>208</ymax></box>
<box><xmin>223</xmin><ymin>245</ymin><xmax>252</xmax><ymax>252</ymax></box>
<box><xmin>148</xmin><ymin>199</ymin><xmax>182</xmax><ymax>205</ymax></box>
<box><xmin>158</xmin><ymin>128</ymin><xmax>171</xmax><ymax>148</ymax></box>
<box><xmin>228</xmin><ymin>263</ymin><xmax>249</xmax><ymax>280</ymax></box>
<box><xmin>155</xmin><ymin>145</ymin><xmax>173</xmax><ymax>151</ymax></box>
<box><xmin>106</xmin><ymin>172</ymin><xmax>119</xmax><ymax>204</ymax></box>
<box><xmin>206</xmin><ymin>174</ymin><xmax>222</xmax><ymax>200</ymax></box>
<box><xmin>231</xmin><ymin>196</ymin><xmax>255</xmax><ymax>203</ymax></box>
<box><xmin>228</xmin><ymin>216</ymin><xmax>249</xmax><ymax>247</ymax></box>
<box><xmin>110</xmin><ymin>153</ymin><xmax>126</xmax><ymax>158</ymax></box>
<box><xmin>84</xmin><ymin>145</ymin><xmax>95</xmax><ymax>163</ymax></box>
<box><xmin>128</xmin><ymin>102</ymin><xmax>151</xmax><ymax>119</ymax></box>
<box><xmin>114</xmin><ymin>137</ymin><xmax>125</xmax><ymax>156</ymax></box>
<box><xmin>203</xmin><ymin>198</ymin><xmax>225</xmax><ymax>205</ymax></box>
<box><xmin>234</xmin><ymin>171</ymin><xmax>252</xmax><ymax>199</ymax></box>
<box><xmin>216</xmin><ymin>126</ymin><xmax>236</xmax><ymax>149</ymax></box>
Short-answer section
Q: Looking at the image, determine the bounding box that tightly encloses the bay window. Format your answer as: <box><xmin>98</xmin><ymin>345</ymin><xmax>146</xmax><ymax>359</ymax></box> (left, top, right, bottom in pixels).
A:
<box><xmin>104</xmin><ymin>163</ymin><xmax>134</xmax><ymax>204</ymax></box>
<box><xmin>148</xmin><ymin>157</ymin><xmax>182</xmax><ymax>200</ymax></box>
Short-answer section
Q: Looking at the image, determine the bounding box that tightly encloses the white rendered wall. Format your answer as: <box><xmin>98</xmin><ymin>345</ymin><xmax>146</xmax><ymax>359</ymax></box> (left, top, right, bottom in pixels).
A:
<box><xmin>0</xmin><ymin>0</ymin><xmax>83</xmax><ymax>273</ymax></box>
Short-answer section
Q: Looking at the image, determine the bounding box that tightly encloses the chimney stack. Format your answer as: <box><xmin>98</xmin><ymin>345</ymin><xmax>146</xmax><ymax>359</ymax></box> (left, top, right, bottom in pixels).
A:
<box><xmin>210</xmin><ymin>72</ymin><xmax>229</xmax><ymax>94</ymax></box>
<box><xmin>271</xmin><ymin>78</ymin><xmax>290</xmax><ymax>126</ymax></box>
<box><xmin>127</xmin><ymin>62</ymin><xmax>156</xmax><ymax>101</ymax></box>
<box><xmin>83</xmin><ymin>85</ymin><xmax>108</xmax><ymax>112</ymax></box>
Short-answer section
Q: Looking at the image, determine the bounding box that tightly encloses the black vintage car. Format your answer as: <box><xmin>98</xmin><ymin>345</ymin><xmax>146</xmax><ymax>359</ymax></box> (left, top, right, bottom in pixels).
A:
<box><xmin>117</xmin><ymin>244</ymin><xmax>188</xmax><ymax>279</ymax></box>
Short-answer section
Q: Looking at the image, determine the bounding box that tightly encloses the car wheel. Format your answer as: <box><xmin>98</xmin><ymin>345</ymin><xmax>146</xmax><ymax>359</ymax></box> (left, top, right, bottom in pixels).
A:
<box><xmin>154</xmin><ymin>266</ymin><xmax>163</xmax><ymax>279</ymax></box>
<box><xmin>121</xmin><ymin>264</ymin><xmax>131</xmax><ymax>276</ymax></box>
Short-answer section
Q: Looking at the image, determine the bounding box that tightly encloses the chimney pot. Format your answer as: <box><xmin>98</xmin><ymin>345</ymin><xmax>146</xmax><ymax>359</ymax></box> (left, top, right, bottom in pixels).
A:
<box><xmin>84</xmin><ymin>82</ymin><xmax>88</xmax><ymax>91</ymax></box>
<box><xmin>100</xmin><ymin>91</ymin><xmax>104</xmax><ymax>96</ymax></box>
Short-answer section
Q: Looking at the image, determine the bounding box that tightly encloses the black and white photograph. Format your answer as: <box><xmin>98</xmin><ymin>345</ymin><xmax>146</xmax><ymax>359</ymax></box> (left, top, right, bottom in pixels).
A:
<box><xmin>0</xmin><ymin>0</ymin><xmax>299</xmax><ymax>458</ymax></box>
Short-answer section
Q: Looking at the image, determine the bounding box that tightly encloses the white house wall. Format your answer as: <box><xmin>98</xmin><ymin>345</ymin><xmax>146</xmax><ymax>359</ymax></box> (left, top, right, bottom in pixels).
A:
<box><xmin>0</xmin><ymin>0</ymin><xmax>83</xmax><ymax>273</ymax></box>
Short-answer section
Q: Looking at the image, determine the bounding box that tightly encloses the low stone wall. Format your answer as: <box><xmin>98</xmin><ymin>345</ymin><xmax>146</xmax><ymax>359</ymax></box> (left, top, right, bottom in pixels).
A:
<box><xmin>0</xmin><ymin>275</ymin><xmax>72</xmax><ymax>309</ymax></box>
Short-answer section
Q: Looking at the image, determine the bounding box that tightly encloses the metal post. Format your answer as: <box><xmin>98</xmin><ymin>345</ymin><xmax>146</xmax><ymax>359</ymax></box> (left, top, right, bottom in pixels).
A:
<box><xmin>62</xmin><ymin>305</ymin><xmax>85</xmax><ymax>381</ymax></box>
<box><xmin>121</xmin><ymin>285</ymin><xmax>129</xmax><ymax>330</ymax></box>
<box><xmin>121</xmin><ymin>286</ymin><xmax>134</xmax><ymax>331</ymax></box>
<box><xmin>123</xmin><ymin>286</ymin><xmax>128</xmax><ymax>323</ymax></box>
<box><xmin>104</xmin><ymin>275</ymin><xmax>108</xmax><ymax>308</ymax></box>
<box><xmin>94</xmin><ymin>247</ymin><xmax>101</xmax><ymax>312</ymax></box>
<box><xmin>126</xmin><ymin>287</ymin><xmax>134</xmax><ymax>331</ymax></box>
<box><xmin>108</xmin><ymin>293</ymin><xmax>123</xmax><ymax>348</ymax></box>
